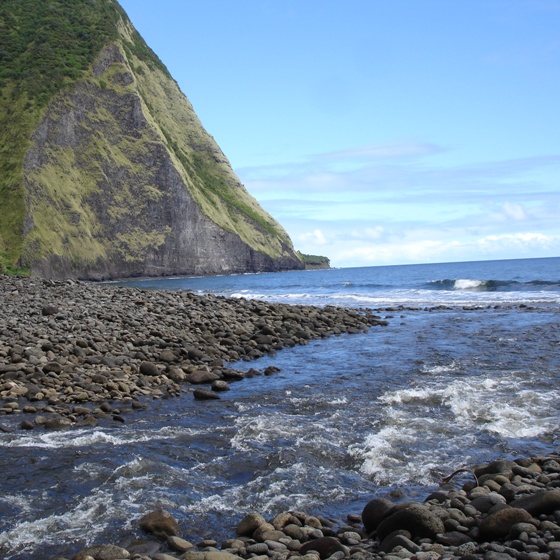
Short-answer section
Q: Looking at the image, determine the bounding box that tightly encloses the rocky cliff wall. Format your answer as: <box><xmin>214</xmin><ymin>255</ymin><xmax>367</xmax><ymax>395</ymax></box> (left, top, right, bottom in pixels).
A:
<box><xmin>19</xmin><ymin>40</ymin><xmax>303</xmax><ymax>280</ymax></box>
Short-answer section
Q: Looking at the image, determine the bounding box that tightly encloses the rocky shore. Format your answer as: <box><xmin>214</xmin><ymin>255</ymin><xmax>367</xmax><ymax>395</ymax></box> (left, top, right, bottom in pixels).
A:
<box><xmin>2</xmin><ymin>276</ymin><xmax>559</xmax><ymax>560</ymax></box>
<box><xmin>67</xmin><ymin>454</ymin><xmax>560</xmax><ymax>560</ymax></box>
<box><xmin>0</xmin><ymin>275</ymin><xmax>387</xmax><ymax>430</ymax></box>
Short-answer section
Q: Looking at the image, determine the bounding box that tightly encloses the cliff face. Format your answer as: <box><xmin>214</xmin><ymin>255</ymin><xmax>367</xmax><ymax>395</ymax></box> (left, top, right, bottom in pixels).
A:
<box><xmin>0</xmin><ymin>1</ymin><xmax>303</xmax><ymax>279</ymax></box>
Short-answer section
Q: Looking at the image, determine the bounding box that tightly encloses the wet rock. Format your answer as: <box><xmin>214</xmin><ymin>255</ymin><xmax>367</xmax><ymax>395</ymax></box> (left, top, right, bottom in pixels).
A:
<box><xmin>72</xmin><ymin>543</ymin><xmax>130</xmax><ymax>559</ymax></box>
<box><xmin>212</xmin><ymin>380</ymin><xmax>230</xmax><ymax>392</ymax></box>
<box><xmin>361</xmin><ymin>497</ymin><xmax>394</xmax><ymax>534</ymax></box>
<box><xmin>138</xmin><ymin>509</ymin><xmax>179</xmax><ymax>539</ymax></box>
<box><xmin>193</xmin><ymin>388</ymin><xmax>221</xmax><ymax>400</ymax></box>
<box><xmin>44</xmin><ymin>416</ymin><xmax>72</xmax><ymax>430</ymax></box>
<box><xmin>236</xmin><ymin>512</ymin><xmax>267</xmax><ymax>536</ymax></box>
<box><xmin>186</xmin><ymin>369</ymin><xmax>220</xmax><ymax>384</ymax></box>
<box><xmin>139</xmin><ymin>362</ymin><xmax>160</xmax><ymax>376</ymax></box>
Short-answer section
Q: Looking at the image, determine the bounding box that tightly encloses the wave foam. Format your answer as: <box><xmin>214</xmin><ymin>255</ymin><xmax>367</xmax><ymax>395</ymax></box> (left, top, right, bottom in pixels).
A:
<box><xmin>0</xmin><ymin>425</ymin><xmax>201</xmax><ymax>449</ymax></box>
<box><xmin>454</xmin><ymin>279</ymin><xmax>486</xmax><ymax>290</ymax></box>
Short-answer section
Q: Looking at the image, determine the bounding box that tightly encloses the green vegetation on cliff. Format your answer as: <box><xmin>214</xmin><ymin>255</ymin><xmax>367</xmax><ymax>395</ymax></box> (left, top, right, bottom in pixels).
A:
<box><xmin>0</xmin><ymin>0</ymin><xmax>142</xmax><ymax>272</ymax></box>
<box><xmin>0</xmin><ymin>0</ymin><xmax>300</xmax><ymax>277</ymax></box>
<box><xmin>298</xmin><ymin>253</ymin><xmax>331</xmax><ymax>269</ymax></box>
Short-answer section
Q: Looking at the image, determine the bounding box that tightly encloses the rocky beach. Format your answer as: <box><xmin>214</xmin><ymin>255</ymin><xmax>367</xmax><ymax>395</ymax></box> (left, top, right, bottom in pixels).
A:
<box><xmin>1</xmin><ymin>273</ymin><xmax>559</xmax><ymax>560</ymax></box>
<box><xmin>0</xmin><ymin>275</ymin><xmax>386</xmax><ymax>430</ymax></box>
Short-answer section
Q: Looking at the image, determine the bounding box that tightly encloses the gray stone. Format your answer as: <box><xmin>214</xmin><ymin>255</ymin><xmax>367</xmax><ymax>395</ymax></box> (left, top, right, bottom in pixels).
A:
<box><xmin>299</xmin><ymin>537</ymin><xmax>348</xmax><ymax>560</ymax></box>
<box><xmin>478</xmin><ymin>507</ymin><xmax>533</xmax><ymax>539</ymax></box>
<box><xmin>379</xmin><ymin>532</ymin><xmax>419</xmax><ymax>553</ymax></box>
<box><xmin>361</xmin><ymin>497</ymin><xmax>394</xmax><ymax>534</ymax></box>
<box><xmin>511</xmin><ymin>489</ymin><xmax>560</xmax><ymax>515</ymax></box>
<box><xmin>236</xmin><ymin>512</ymin><xmax>267</xmax><ymax>536</ymax></box>
<box><xmin>138</xmin><ymin>509</ymin><xmax>179</xmax><ymax>539</ymax></box>
<box><xmin>167</xmin><ymin>535</ymin><xmax>194</xmax><ymax>552</ymax></box>
<box><xmin>193</xmin><ymin>388</ymin><xmax>220</xmax><ymax>400</ymax></box>
<box><xmin>139</xmin><ymin>362</ymin><xmax>160</xmax><ymax>376</ymax></box>
<box><xmin>377</xmin><ymin>505</ymin><xmax>445</xmax><ymax>541</ymax></box>
<box><xmin>72</xmin><ymin>544</ymin><xmax>130</xmax><ymax>560</ymax></box>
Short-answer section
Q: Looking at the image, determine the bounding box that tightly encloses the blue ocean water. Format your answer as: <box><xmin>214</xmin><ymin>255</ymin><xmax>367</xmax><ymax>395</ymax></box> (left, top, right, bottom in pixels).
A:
<box><xmin>0</xmin><ymin>257</ymin><xmax>559</xmax><ymax>559</ymax></box>
<box><xmin>114</xmin><ymin>256</ymin><xmax>560</xmax><ymax>308</ymax></box>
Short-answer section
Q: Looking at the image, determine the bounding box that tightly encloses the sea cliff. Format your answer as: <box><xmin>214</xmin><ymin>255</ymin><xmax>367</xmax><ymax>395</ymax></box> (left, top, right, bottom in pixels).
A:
<box><xmin>0</xmin><ymin>0</ymin><xmax>303</xmax><ymax>279</ymax></box>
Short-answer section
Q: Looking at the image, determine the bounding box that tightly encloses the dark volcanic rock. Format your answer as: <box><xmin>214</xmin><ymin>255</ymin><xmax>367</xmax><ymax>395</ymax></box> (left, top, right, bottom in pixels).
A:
<box><xmin>478</xmin><ymin>507</ymin><xmax>533</xmax><ymax>539</ymax></box>
<box><xmin>376</xmin><ymin>504</ymin><xmax>445</xmax><ymax>540</ymax></box>
<box><xmin>299</xmin><ymin>537</ymin><xmax>347</xmax><ymax>559</ymax></box>
<box><xmin>193</xmin><ymin>388</ymin><xmax>221</xmax><ymax>401</ymax></box>
<box><xmin>510</xmin><ymin>489</ymin><xmax>560</xmax><ymax>515</ymax></box>
<box><xmin>362</xmin><ymin>497</ymin><xmax>394</xmax><ymax>534</ymax></box>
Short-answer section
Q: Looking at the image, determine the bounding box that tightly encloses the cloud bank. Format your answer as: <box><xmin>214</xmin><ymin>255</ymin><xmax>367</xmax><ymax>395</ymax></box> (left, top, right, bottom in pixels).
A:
<box><xmin>237</xmin><ymin>143</ymin><xmax>560</xmax><ymax>267</ymax></box>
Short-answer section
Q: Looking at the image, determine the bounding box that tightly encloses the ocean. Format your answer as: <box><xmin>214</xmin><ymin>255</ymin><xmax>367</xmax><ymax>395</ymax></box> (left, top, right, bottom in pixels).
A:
<box><xmin>0</xmin><ymin>256</ymin><xmax>559</xmax><ymax>559</ymax></box>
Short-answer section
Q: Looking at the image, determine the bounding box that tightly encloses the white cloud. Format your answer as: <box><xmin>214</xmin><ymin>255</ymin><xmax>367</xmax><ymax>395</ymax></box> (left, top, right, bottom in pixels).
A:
<box><xmin>298</xmin><ymin>228</ymin><xmax>328</xmax><ymax>246</ymax></box>
<box><xmin>238</xmin><ymin>143</ymin><xmax>560</xmax><ymax>266</ymax></box>
<box><xmin>477</xmin><ymin>232</ymin><xmax>558</xmax><ymax>252</ymax></box>
<box><xmin>503</xmin><ymin>202</ymin><xmax>529</xmax><ymax>221</ymax></box>
<box><xmin>351</xmin><ymin>226</ymin><xmax>385</xmax><ymax>240</ymax></box>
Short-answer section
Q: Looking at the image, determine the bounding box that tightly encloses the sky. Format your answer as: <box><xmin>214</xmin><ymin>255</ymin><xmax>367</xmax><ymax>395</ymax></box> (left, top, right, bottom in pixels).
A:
<box><xmin>118</xmin><ymin>0</ymin><xmax>560</xmax><ymax>268</ymax></box>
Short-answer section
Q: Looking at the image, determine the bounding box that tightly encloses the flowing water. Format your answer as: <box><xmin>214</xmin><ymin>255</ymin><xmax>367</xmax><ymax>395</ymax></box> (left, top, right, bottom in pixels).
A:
<box><xmin>1</xmin><ymin>257</ymin><xmax>559</xmax><ymax>559</ymax></box>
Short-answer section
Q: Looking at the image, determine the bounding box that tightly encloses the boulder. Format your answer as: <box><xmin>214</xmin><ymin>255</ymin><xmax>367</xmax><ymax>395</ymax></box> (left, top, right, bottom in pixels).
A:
<box><xmin>510</xmin><ymin>489</ymin><xmax>560</xmax><ymax>515</ymax></box>
<box><xmin>478</xmin><ymin>507</ymin><xmax>533</xmax><ymax>539</ymax></box>
<box><xmin>361</xmin><ymin>497</ymin><xmax>394</xmax><ymax>534</ymax></box>
<box><xmin>236</xmin><ymin>512</ymin><xmax>267</xmax><ymax>536</ymax></box>
<box><xmin>299</xmin><ymin>536</ymin><xmax>348</xmax><ymax>560</ymax></box>
<box><xmin>72</xmin><ymin>544</ymin><xmax>130</xmax><ymax>560</ymax></box>
<box><xmin>376</xmin><ymin>504</ymin><xmax>445</xmax><ymax>541</ymax></box>
<box><xmin>138</xmin><ymin>509</ymin><xmax>179</xmax><ymax>539</ymax></box>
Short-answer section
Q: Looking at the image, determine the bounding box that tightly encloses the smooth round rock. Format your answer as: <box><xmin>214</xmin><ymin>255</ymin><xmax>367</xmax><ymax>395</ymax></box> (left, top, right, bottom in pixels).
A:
<box><xmin>299</xmin><ymin>537</ymin><xmax>347</xmax><ymax>560</ymax></box>
<box><xmin>377</xmin><ymin>505</ymin><xmax>445</xmax><ymax>540</ymax></box>
<box><xmin>478</xmin><ymin>507</ymin><xmax>533</xmax><ymax>539</ymax></box>
<box><xmin>138</xmin><ymin>509</ymin><xmax>179</xmax><ymax>539</ymax></box>
<box><xmin>361</xmin><ymin>497</ymin><xmax>394</xmax><ymax>534</ymax></box>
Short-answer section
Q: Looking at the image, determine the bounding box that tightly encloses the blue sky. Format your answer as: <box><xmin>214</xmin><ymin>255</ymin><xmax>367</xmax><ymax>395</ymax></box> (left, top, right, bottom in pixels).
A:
<box><xmin>119</xmin><ymin>0</ymin><xmax>560</xmax><ymax>267</ymax></box>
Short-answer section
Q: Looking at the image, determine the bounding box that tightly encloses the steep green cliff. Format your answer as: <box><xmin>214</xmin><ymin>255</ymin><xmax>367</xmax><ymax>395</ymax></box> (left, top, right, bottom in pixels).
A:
<box><xmin>0</xmin><ymin>0</ymin><xmax>303</xmax><ymax>279</ymax></box>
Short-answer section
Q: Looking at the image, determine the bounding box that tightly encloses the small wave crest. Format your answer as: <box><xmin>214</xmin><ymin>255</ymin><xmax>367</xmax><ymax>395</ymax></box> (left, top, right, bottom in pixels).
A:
<box><xmin>429</xmin><ymin>278</ymin><xmax>493</xmax><ymax>291</ymax></box>
<box><xmin>0</xmin><ymin>425</ymin><xmax>201</xmax><ymax>449</ymax></box>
